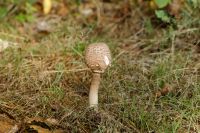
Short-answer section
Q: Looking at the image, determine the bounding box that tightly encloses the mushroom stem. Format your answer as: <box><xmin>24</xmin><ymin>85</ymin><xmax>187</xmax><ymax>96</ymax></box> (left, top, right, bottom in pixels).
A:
<box><xmin>89</xmin><ymin>72</ymin><xmax>101</xmax><ymax>108</ymax></box>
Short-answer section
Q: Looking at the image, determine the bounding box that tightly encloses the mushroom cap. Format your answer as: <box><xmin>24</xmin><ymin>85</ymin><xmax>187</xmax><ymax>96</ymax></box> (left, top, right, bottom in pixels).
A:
<box><xmin>85</xmin><ymin>43</ymin><xmax>111</xmax><ymax>73</ymax></box>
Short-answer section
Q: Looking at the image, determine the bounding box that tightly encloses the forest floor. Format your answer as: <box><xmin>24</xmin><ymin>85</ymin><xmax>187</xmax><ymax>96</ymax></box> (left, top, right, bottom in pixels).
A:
<box><xmin>0</xmin><ymin>1</ymin><xmax>199</xmax><ymax>132</ymax></box>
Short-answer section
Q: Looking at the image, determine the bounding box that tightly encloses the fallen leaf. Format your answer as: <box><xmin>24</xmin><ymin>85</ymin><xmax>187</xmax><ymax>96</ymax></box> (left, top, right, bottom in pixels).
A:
<box><xmin>43</xmin><ymin>0</ymin><xmax>52</xmax><ymax>15</ymax></box>
<box><xmin>28</xmin><ymin>125</ymin><xmax>64</xmax><ymax>133</ymax></box>
<box><xmin>8</xmin><ymin>125</ymin><xmax>19</xmax><ymax>133</ymax></box>
<box><xmin>24</xmin><ymin>117</ymin><xmax>64</xmax><ymax>132</ymax></box>
<box><xmin>26</xmin><ymin>117</ymin><xmax>44</xmax><ymax>124</ymax></box>
<box><xmin>0</xmin><ymin>114</ymin><xmax>19</xmax><ymax>133</ymax></box>
<box><xmin>167</xmin><ymin>0</ymin><xmax>184</xmax><ymax>19</ymax></box>
<box><xmin>156</xmin><ymin>84</ymin><xmax>173</xmax><ymax>98</ymax></box>
<box><xmin>45</xmin><ymin>118</ymin><xmax>59</xmax><ymax>126</ymax></box>
<box><xmin>29</xmin><ymin>125</ymin><xmax>50</xmax><ymax>133</ymax></box>
<box><xmin>57</xmin><ymin>3</ymin><xmax>69</xmax><ymax>16</ymax></box>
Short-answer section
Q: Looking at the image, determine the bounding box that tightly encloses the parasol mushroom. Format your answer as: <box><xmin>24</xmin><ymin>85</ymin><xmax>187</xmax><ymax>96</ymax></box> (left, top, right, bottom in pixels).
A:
<box><xmin>85</xmin><ymin>43</ymin><xmax>111</xmax><ymax>108</ymax></box>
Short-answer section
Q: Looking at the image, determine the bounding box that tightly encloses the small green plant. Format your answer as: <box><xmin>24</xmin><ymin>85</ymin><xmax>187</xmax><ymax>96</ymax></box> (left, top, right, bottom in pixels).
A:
<box><xmin>154</xmin><ymin>0</ymin><xmax>171</xmax><ymax>8</ymax></box>
<box><xmin>72</xmin><ymin>42</ymin><xmax>86</xmax><ymax>56</ymax></box>
<box><xmin>0</xmin><ymin>7</ymin><xmax>8</xmax><ymax>19</ymax></box>
<box><xmin>187</xmin><ymin>0</ymin><xmax>199</xmax><ymax>8</ymax></box>
<box><xmin>0</xmin><ymin>0</ymin><xmax>37</xmax><ymax>22</ymax></box>
<box><xmin>154</xmin><ymin>0</ymin><xmax>172</xmax><ymax>23</ymax></box>
<box><xmin>155</xmin><ymin>10</ymin><xmax>170</xmax><ymax>23</ymax></box>
<box><xmin>49</xmin><ymin>86</ymin><xmax>65</xmax><ymax>100</ymax></box>
<box><xmin>144</xmin><ymin>18</ymin><xmax>154</xmax><ymax>34</ymax></box>
<box><xmin>15</xmin><ymin>2</ymin><xmax>37</xmax><ymax>23</ymax></box>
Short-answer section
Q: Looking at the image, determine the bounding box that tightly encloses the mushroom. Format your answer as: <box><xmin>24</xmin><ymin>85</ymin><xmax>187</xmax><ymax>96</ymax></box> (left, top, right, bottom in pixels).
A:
<box><xmin>85</xmin><ymin>43</ymin><xmax>111</xmax><ymax>108</ymax></box>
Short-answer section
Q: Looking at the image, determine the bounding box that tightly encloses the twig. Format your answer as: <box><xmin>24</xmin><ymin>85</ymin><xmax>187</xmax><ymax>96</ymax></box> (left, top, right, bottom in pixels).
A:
<box><xmin>42</xmin><ymin>68</ymin><xmax>90</xmax><ymax>74</ymax></box>
<box><xmin>176</xmin><ymin>28</ymin><xmax>199</xmax><ymax>35</ymax></box>
<box><xmin>0</xmin><ymin>32</ymin><xmax>25</xmax><ymax>40</ymax></box>
<box><xmin>113</xmin><ymin>50</ymin><xmax>126</xmax><ymax>62</ymax></box>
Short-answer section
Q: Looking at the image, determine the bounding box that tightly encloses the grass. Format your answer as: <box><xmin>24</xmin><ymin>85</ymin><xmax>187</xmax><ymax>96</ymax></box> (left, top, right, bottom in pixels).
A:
<box><xmin>0</xmin><ymin>1</ymin><xmax>200</xmax><ymax>132</ymax></box>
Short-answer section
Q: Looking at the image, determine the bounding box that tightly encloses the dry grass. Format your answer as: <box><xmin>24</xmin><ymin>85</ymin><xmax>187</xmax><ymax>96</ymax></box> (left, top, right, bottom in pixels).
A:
<box><xmin>0</xmin><ymin>1</ymin><xmax>200</xmax><ymax>132</ymax></box>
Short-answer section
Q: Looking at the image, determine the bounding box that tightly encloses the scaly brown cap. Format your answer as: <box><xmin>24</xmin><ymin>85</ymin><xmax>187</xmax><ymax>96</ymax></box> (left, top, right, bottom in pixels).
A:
<box><xmin>85</xmin><ymin>43</ymin><xmax>111</xmax><ymax>73</ymax></box>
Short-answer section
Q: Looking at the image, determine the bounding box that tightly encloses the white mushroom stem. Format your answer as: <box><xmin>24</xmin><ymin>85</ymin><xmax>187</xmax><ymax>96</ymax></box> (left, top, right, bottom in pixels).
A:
<box><xmin>89</xmin><ymin>72</ymin><xmax>101</xmax><ymax>108</ymax></box>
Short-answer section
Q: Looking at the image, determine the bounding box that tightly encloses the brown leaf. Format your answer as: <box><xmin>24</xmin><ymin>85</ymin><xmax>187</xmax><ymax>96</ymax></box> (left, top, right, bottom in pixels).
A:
<box><xmin>167</xmin><ymin>0</ymin><xmax>184</xmax><ymax>19</ymax></box>
<box><xmin>45</xmin><ymin>118</ymin><xmax>59</xmax><ymax>126</ymax></box>
<box><xmin>26</xmin><ymin>117</ymin><xmax>44</xmax><ymax>124</ymax></box>
<box><xmin>156</xmin><ymin>84</ymin><xmax>173</xmax><ymax>98</ymax></box>
<box><xmin>0</xmin><ymin>114</ymin><xmax>19</xmax><ymax>133</ymax></box>
<box><xmin>57</xmin><ymin>3</ymin><xmax>69</xmax><ymax>16</ymax></box>
<box><xmin>8</xmin><ymin>125</ymin><xmax>19</xmax><ymax>133</ymax></box>
<box><xmin>29</xmin><ymin>125</ymin><xmax>50</xmax><ymax>133</ymax></box>
<box><xmin>28</xmin><ymin>125</ymin><xmax>64</xmax><ymax>133</ymax></box>
<box><xmin>24</xmin><ymin>117</ymin><xmax>64</xmax><ymax>132</ymax></box>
